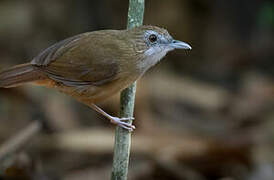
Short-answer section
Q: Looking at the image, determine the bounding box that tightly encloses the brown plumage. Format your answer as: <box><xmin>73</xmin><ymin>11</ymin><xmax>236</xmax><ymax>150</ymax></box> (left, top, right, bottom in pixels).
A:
<box><xmin>0</xmin><ymin>25</ymin><xmax>191</xmax><ymax>130</ymax></box>
<box><xmin>0</xmin><ymin>63</ymin><xmax>44</xmax><ymax>87</ymax></box>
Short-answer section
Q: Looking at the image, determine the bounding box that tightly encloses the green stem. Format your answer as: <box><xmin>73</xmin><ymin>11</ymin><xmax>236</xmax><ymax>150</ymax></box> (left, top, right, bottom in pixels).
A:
<box><xmin>111</xmin><ymin>0</ymin><xmax>145</xmax><ymax>180</ymax></box>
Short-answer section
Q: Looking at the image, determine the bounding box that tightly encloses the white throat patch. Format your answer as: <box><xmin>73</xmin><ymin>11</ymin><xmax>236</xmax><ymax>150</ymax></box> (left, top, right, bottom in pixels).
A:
<box><xmin>137</xmin><ymin>46</ymin><xmax>172</xmax><ymax>72</ymax></box>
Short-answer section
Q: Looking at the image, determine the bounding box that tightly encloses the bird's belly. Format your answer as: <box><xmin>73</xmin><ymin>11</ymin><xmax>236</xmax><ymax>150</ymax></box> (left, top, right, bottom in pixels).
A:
<box><xmin>88</xmin><ymin>75</ymin><xmax>138</xmax><ymax>103</ymax></box>
<box><xmin>54</xmin><ymin>74</ymin><xmax>137</xmax><ymax>105</ymax></box>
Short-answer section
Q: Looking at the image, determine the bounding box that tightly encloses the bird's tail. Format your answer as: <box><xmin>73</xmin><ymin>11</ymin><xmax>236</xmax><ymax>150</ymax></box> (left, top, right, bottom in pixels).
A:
<box><xmin>0</xmin><ymin>63</ymin><xmax>43</xmax><ymax>88</ymax></box>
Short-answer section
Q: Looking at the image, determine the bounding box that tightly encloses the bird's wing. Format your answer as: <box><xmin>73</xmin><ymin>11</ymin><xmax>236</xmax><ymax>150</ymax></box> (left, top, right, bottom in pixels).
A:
<box><xmin>31</xmin><ymin>32</ymin><xmax>119</xmax><ymax>86</ymax></box>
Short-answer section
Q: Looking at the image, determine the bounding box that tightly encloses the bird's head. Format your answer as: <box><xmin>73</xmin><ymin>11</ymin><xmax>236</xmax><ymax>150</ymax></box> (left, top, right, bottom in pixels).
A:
<box><xmin>125</xmin><ymin>25</ymin><xmax>191</xmax><ymax>71</ymax></box>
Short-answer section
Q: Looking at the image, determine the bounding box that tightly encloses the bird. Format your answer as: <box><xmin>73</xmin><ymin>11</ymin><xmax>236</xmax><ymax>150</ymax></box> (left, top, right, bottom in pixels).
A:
<box><xmin>0</xmin><ymin>25</ymin><xmax>191</xmax><ymax>131</ymax></box>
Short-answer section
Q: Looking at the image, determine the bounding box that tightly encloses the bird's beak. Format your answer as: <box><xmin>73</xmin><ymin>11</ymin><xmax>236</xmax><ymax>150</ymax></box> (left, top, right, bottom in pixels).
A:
<box><xmin>170</xmin><ymin>40</ymin><xmax>192</xmax><ymax>50</ymax></box>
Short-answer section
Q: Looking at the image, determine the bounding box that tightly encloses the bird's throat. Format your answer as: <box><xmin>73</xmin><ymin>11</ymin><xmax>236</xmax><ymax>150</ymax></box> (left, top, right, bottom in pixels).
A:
<box><xmin>137</xmin><ymin>47</ymin><xmax>169</xmax><ymax>72</ymax></box>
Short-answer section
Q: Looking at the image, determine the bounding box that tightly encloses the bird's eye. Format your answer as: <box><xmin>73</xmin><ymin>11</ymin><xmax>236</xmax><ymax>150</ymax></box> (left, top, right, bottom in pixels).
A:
<box><xmin>149</xmin><ymin>34</ymin><xmax>157</xmax><ymax>43</ymax></box>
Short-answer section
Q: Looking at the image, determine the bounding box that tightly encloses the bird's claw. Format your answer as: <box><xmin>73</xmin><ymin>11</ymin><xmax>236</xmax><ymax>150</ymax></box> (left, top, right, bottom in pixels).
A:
<box><xmin>109</xmin><ymin>116</ymin><xmax>135</xmax><ymax>131</ymax></box>
<box><xmin>119</xmin><ymin>117</ymin><xmax>135</xmax><ymax>121</ymax></box>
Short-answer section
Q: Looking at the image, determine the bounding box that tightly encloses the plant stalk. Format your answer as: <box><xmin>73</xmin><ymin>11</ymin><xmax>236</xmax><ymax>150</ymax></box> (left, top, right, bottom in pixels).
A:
<box><xmin>111</xmin><ymin>0</ymin><xmax>145</xmax><ymax>179</ymax></box>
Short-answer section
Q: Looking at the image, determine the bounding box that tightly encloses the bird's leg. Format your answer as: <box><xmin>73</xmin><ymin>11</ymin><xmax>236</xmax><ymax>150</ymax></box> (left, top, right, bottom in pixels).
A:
<box><xmin>89</xmin><ymin>104</ymin><xmax>135</xmax><ymax>131</ymax></box>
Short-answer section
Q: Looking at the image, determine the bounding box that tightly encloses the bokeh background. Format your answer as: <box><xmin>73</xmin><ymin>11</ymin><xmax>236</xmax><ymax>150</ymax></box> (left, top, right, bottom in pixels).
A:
<box><xmin>0</xmin><ymin>0</ymin><xmax>273</xmax><ymax>179</ymax></box>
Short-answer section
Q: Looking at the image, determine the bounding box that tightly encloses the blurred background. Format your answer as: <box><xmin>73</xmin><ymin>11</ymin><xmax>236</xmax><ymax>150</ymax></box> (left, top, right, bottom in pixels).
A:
<box><xmin>0</xmin><ymin>0</ymin><xmax>273</xmax><ymax>179</ymax></box>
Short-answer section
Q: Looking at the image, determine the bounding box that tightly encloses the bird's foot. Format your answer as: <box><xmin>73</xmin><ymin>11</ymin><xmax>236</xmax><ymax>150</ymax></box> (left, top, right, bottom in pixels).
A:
<box><xmin>109</xmin><ymin>116</ymin><xmax>135</xmax><ymax>131</ymax></box>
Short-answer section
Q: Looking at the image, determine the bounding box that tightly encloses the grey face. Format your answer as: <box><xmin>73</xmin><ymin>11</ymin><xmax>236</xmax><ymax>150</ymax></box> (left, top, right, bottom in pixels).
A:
<box><xmin>144</xmin><ymin>30</ymin><xmax>192</xmax><ymax>51</ymax></box>
<box><xmin>136</xmin><ymin>30</ymin><xmax>191</xmax><ymax>72</ymax></box>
